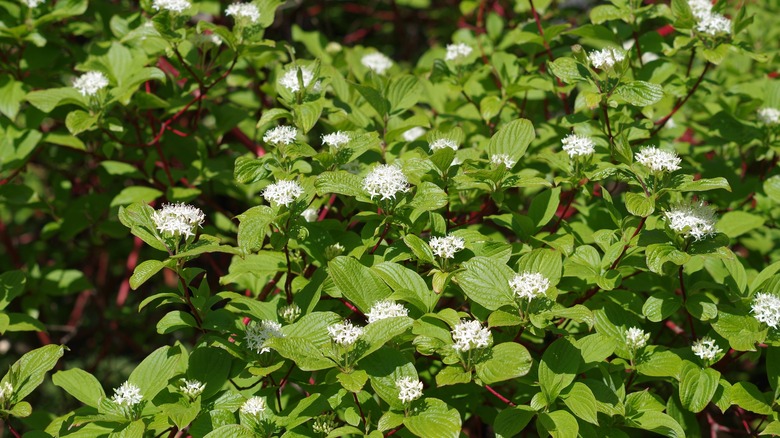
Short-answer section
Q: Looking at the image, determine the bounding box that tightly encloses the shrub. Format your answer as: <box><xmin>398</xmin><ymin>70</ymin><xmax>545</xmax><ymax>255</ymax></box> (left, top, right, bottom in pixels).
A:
<box><xmin>1</xmin><ymin>0</ymin><xmax>779</xmax><ymax>436</ymax></box>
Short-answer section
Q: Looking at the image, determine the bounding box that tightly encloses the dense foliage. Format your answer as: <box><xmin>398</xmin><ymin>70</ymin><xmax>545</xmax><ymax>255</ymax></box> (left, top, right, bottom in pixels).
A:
<box><xmin>1</xmin><ymin>0</ymin><xmax>780</xmax><ymax>436</ymax></box>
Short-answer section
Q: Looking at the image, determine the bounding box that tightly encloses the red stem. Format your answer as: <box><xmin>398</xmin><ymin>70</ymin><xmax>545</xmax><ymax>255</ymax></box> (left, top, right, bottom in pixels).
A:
<box><xmin>485</xmin><ymin>384</ymin><xmax>516</xmax><ymax>407</ymax></box>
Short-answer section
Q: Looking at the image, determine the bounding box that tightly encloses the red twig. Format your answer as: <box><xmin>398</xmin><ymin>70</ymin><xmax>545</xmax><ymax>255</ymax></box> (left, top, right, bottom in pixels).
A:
<box><xmin>485</xmin><ymin>384</ymin><xmax>516</xmax><ymax>406</ymax></box>
<box><xmin>116</xmin><ymin>236</ymin><xmax>143</xmax><ymax>306</ymax></box>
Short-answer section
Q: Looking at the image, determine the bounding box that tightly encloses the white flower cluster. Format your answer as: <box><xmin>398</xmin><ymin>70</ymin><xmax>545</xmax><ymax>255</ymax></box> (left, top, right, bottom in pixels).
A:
<box><xmin>73</xmin><ymin>71</ymin><xmax>109</xmax><ymax>97</ymax></box>
<box><xmin>635</xmin><ymin>146</ymin><xmax>682</xmax><ymax>173</ymax></box>
<box><xmin>688</xmin><ymin>0</ymin><xmax>731</xmax><ymax>36</ymax></box>
<box><xmin>429</xmin><ymin>234</ymin><xmax>465</xmax><ymax>259</ymax></box>
<box><xmin>278</xmin><ymin>65</ymin><xmax>320</xmax><ymax>93</ymax></box>
<box><xmin>362</xmin><ymin>164</ymin><xmax>410</xmax><ymax>200</ymax></box>
<box><xmin>225</xmin><ymin>3</ymin><xmax>260</xmax><ymax>23</ymax></box>
<box><xmin>445</xmin><ymin>43</ymin><xmax>473</xmax><ymax>61</ymax></box>
<box><xmin>279</xmin><ymin>303</ymin><xmax>302</xmax><ymax>323</ymax></box>
<box><xmin>752</xmin><ymin>292</ymin><xmax>780</xmax><ymax>329</ymax></box>
<box><xmin>241</xmin><ymin>396</ymin><xmax>267</xmax><ymax>415</ymax></box>
<box><xmin>361</xmin><ymin>52</ymin><xmax>393</xmax><ymax>74</ymax></box>
<box><xmin>402</xmin><ymin>127</ymin><xmax>426</xmax><ymax>142</ymax></box>
<box><xmin>24</xmin><ymin>0</ymin><xmax>45</xmax><ymax>7</ymax></box>
<box><xmin>324</xmin><ymin>243</ymin><xmax>345</xmax><ymax>260</ymax></box>
<box><xmin>490</xmin><ymin>153</ymin><xmax>516</xmax><ymax>169</ymax></box>
<box><xmin>663</xmin><ymin>201</ymin><xmax>717</xmax><ymax>241</ymax></box>
<box><xmin>263</xmin><ymin>125</ymin><xmax>297</xmax><ymax>145</ymax></box>
<box><xmin>151</xmin><ymin>203</ymin><xmax>205</xmax><ymax>238</ymax></box>
<box><xmin>312</xmin><ymin>413</ymin><xmax>337</xmax><ymax>434</ymax></box>
<box><xmin>263</xmin><ymin>180</ymin><xmax>304</xmax><ymax>207</ymax></box>
<box><xmin>758</xmin><ymin>107</ymin><xmax>780</xmax><ymax>125</ymax></box>
<box><xmin>245</xmin><ymin>320</ymin><xmax>284</xmax><ymax>354</ymax></box>
<box><xmin>152</xmin><ymin>0</ymin><xmax>190</xmax><ymax>13</ymax></box>
<box><xmin>625</xmin><ymin>327</ymin><xmax>650</xmax><ymax>350</ymax></box>
<box><xmin>691</xmin><ymin>337</ymin><xmax>722</xmax><ymax>361</ymax></box>
<box><xmin>301</xmin><ymin>208</ymin><xmax>318</xmax><ymax>222</ymax></box>
<box><xmin>322</xmin><ymin>131</ymin><xmax>350</xmax><ymax>148</ymax></box>
<box><xmin>0</xmin><ymin>382</ymin><xmax>12</xmax><ymax>404</ymax></box>
<box><xmin>588</xmin><ymin>47</ymin><xmax>625</xmax><ymax>70</ymax></box>
<box><xmin>561</xmin><ymin>134</ymin><xmax>595</xmax><ymax>158</ymax></box>
<box><xmin>179</xmin><ymin>379</ymin><xmax>205</xmax><ymax>398</ymax></box>
<box><xmin>451</xmin><ymin>319</ymin><xmax>491</xmax><ymax>352</ymax></box>
<box><xmin>365</xmin><ymin>299</ymin><xmax>408</xmax><ymax>323</ymax></box>
<box><xmin>429</xmin><ymin>138</ymin><xmax>459</xmax><ymax>152</ymax></box>
<box><xmin>509</xmin><ymin>272</ymin><xmax>550</xmax><ymax>301</ymax></box>
<box><xmin>395</xmin><ymin>377</ymin><xmax>424</xmax><ymax>403</ymax></box>
<box><xmin>112</xmin><ymin>381</ymin><xmax>143</xmax><ymax>406</ymax></box>
<box><xmin>328</xmin><ymin>320</ymin><xmax>363</xmax><ymax>346</ymax></box>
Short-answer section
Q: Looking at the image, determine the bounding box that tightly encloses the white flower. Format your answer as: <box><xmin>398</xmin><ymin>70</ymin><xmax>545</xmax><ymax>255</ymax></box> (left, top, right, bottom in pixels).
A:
<box><xmin>0</xmin><ymin>382</ymin><xmax>13</xmax><ymax>404</ymax></box>
<box><xmin>225</xmin><ymin>3</ymin><xmax>260</xmax><ymax>23</ymax></box>
<box><xmin>24</xmin><ymin>0</ymin><xmax>45</xmax><ymax>7</ymax></box>
<box><xmin>445</xmin><ymin>43</ymin><xmax>473</xmax><ymax>61</ymax></box>
<box><xmin>324</xmin><ymin>243</ymin><xmax>345</xmax><ymax>260</ymax></box>
<box><xmin>752</xmin><ymin>292</ymin><xmax>780</xmax><ymax>329</ymax></box>
<box><xmin>241</xmin><ymin>396</ymin><xmax>267</xmax><ymax>415</ymax></box>
<box><xmin>279</xmin><ymin>304</ymin><xmax>302</xmax><ymax>323</ymax></box>
<box><xmin>194</xmin><ymin>33</ymin><xmax>222</xmax><ymax>47</ymax></box>
<box><xmin>429</xmin><ymin>234</ymin><xmax>465</xmax><ymax>259</ymax></box>
<box><xmin>245</xmin><ymin>320</ymin><xmax>283</xmax><ymax>354</ymax></box>
<box><xmin>152</xmin><ymin>0</ymin><xmax>190</xmax><ymax>13</ymax></box>
<box><xmin>263</xmin><ymin>125</ymin><xmax>297</xmax><ymax>145</ymax></box>
<box><xmin>328</xmin><ymin>320</ymin><xmax>363</xmax><ymax>346</ymax></box>
<box><xmin>634</xmin><ymin>146</ymin><xmax>681</xmax><ymax>173</ymax></box>
<box><xmin>490</xmin><ymin>153</ymin><xmax>516</xmax><ymax>169</ymax></box>
<box><xmin>395</xmin><ymin>377</ymin><xmax>423</xmax><ymax>403</ymax></box>
<box><xmin>301</xmin><ymin>208</ymin><xmax>318</xmax><ymax>222</ymax></box>
<box><xmin>278</xmin><ymin>65</ymin><xmax>320</xmax><ymax>93</ymax></box>
<box><xmin>561</xmin><ymin>134</ymin><xmax>595</xmax><ymax>158</ymax></box>
<box><xmin>151</xmin><ymin>203</ymin><xmax>205</xmax><ymax>238</ymax></box>
<box><xmin>691</xmin><ymin>337</ymin><xmax>722</xmax><ymax>361</ymax></box>
<box><xmin>365</xmin><ymin>300</ymin><xmax>408</xmax><ymax>323</ymax></box>
<box><xmin>179</xmin><ymin>379</ymin><xmax>205</xmax><ymax>398</ymax></box>
<box><xmin>687</xmin><ymin>0</ymin><xmax>712</xmax><ymax>19</ymax></box>
<box><xmin>663</xmin><ymin>201</ymin><xmax>717</xmax><ymax>241</ymax></box>
<box><xmin>73</xmin><ymin>71</ymin><xmax>109</xmax><ymax>97</ymax></box>
<box><xmin>112</xmin><ymin>381</ymin><xmax>143</xmax><ymax>407</ymax></box>
<box><xmin>509</xmin><ymin>272</ymin><xmax>550</xmax><ymax>301</ymax></box>
<box><xmin>312</xmin><ymin>413</ymin><xmax>337</xmax><ymax>434</ymax></box>
<box><xmin>322</xmin><ymin>131</ymin><xmax>350</xmax><ymax>148</ymax></box>
<box><xmin>361</xmin><ymin>52</ymin><xmax>393</xmax><ymax>74</ymax></box>
<box><xmin>758</xmin><ymin>107</ymin><xmax>780</xmax><ymax>125</ymax></box>
<box><xmin>451</xmin><ymin>319</ymin><xmax>491</xmax><ymax>352</ymax></box>
<box><xmin>362</xmin><ymin>164</ymin><xmax>410</xmax><ymax>200</ymax></box>
<box><xmin>263</xmin><ymin>180</ymin><xmax>303</xmax><ymax>207</ymax></box>
<box><xmin>625</xmin><ymin>327</ymin><xmax>650</xmax><ymax>350</ymax></box>
<box><xmin>402</xmin><ymin>127</ymin><xmax>426</xmax><ymax>142</ymax></box>
<box><xmin>588</xmin><ymin>47</ymin><xmax>626</xmax><ymax>70</ymax></box>
<box><xmin>696</xmin><ymin>13</ymin><xmax>731</xmax><ymax>36</ymax></box>
<box><xmin>429</xmin><ymin>138</ymin><xmax>459</xmax><ymax>152</ymax></box>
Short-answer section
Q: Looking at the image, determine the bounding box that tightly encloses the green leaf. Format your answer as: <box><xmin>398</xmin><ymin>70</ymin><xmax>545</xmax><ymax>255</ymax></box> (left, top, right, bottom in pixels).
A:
<box><xmin>717</xmin><ymin>211</ymin><xmax>765</xmax><ymax>238</ymax></box>
<box><xmin>475</xmin><ymin>342</ymin><xmax>532</xmax><ymax>384</ymax></box>
<box><xmin>352</xmin><ymin>82</ymin><xmax>388</xmax><ymax>117</ymax></box>
<box><xmin>493</xmin><ymin>406</ymin><xmax>536</xmax><ymax>438</ymax></box>
<box><xmin>615</xmin><ymin>81</ymin><xmax>664</xmax><ymax>106</ymax></box>
<box><xmin>188</xmin><ymin>346</ymin><xmax>232</xmax><ymax>399</ymax></box>
<box><xmin>328</xmin><ymin>256</ymin><xmax>392</xmax><ymax>312</ymax></box>
<box><xmin>671</xmin><ymin>0</ymin><xmax>695</xmax><ymax>28</ymax></box>
<box><xmin>372</xmin><ymin>262</ymin><xmax>438</xmax><ymax>313</ymax></box>
<box><xmin>729</xmin><ymin>382</ymin><xmax>773</xmax><ymax>415</ymax></box>
<box><xmin>387</xmin><ymin>75</ymin><xmax>421</xmax><ymax>113</ymax></box>
<box><xmin>711</xmin><ymin>311</ymin><xmax>766</xmax><ymax>351</ymax></box>
<box><xmin>538</xmin><ymin>337</ymin><xmax>582</xmax><ymax>402</ymax></box>
<box><xmin>678</xmin><ymin>362</ymin><xmax>720</xmax><ymax>413</ymax></box>
<box><xmin>156</xmin><ymin>310</ymin><xmax>197</xmax><ymax>333</ymax></box>
<box><xmin>265</xmin><ymin>337</ymin><xmax>335</xmax><ymax>371</ymax></box>
<box><xmin>236</xmin><ymin>206</ymin><xmax>275</xmax><ymax>253</ymax></box>
<box><xmin>455</xmin><ymin>256</ymin><xmax>516</xmax><ymax>310</ymax></box>
<box><xmin>686</xmin><ymin>294</ymin><xmax>718</xmax><ymax>321</ymax></box>
<box><xmin>129</xmin><ymin>345</ymin><xmax>183</xmax><ymax>401</ymax></box>
<box><xmin>404</xmin><ymin>234</ymin><xmax>435</xmax><ymax>263</ymax></box>
<box><xmin>435</xmin><ymin>366</ymin><xmax>472</xmax><ymax>386</ymax></box>
<box><xmin>636</xmin><ymin>348</ymin><xmax>684</xmax><ymax>378</ymax></box>
<box><xmin>548</xmin><ymin>57</ymin><xmax>585</xmax><ymax>84</ymax></box>
<box><xmin>2</xmin><ymin>345</ymin><xmax>65</xmax><ymax>401</ymax></box>
<box><xmin>294</xmin><ymin>100</ymin><xmax>322</xmax><ymax>134</ymax></box>
<box><xmin>111</xmin><ymin>186</ymin><xmax>163</xmax><ymax>207</ymax></box>
<box><xmin>25</xmin><ymin>87</ymin><xmax>85</xmax><ymax>113</ymax></box>
<box><xmin>410</xmin><ymin>182</ymin><xmax>448</xmax><ymax>212</ymax></box>
<box><xmin>590</xmin><ymin>4</ymin><xmax>629</xmax><ymax>24</ymax></box>
<box><xmin>129</xmin><ymin>260</ymin><xmax>166</xmax><ymax>290</ymax></box>
<box><xmin>8</xmin><ymin>401</ymin><xmax>31</xmax><ymax>418</ymax></box>
<box><xmin>337</xmin><ymin>369</ymin><xmax>368</xmax><ymax>392</ymax></box>
<box><xmin>362</xmin><ymin>347</ymin><xmax>417</xmax><ymax>409</ymax></box>
<box><xmin>360</xmin><ymin>317</ymin><xmax>413</xmax><ymax>360</ymax></box>
<box><xmin>517</xmin><ymin>248</ymin><xmax>563</xmax><ymax>286</ymax></box>
<box><xmin>204</xmin><ymin>425</ymin><xmax>257</xmax><ymax>438</ymax></box>
<box><xmin>642</xmin><ymin>291</ymin><xmax>682</xmax><ymax>323</ymax></box>
<box><xmin>626</xmin><ymin>411</ymin><xmax>685</xmax><ymax>437</ymax></box>
<box><xmin>118</xmin><ymin>203</ymin><xmax>168</xmax><ymax>252</ymax></box>
<box><xmin>0</xmin><ymin>270</ymin><xmax>26</xmax><ymax>311</ymax></box>
<box><xmin>234</xmin><ymin>156</ymin><xmax>270</xmax><ymax>184</ymax></box>
<box><xmin>537</xmin><ymin>410</ymin><xmax>579</xmax><ymax>438</ymax></box>
<box><xmin>645</xmin><ymin>243</ymin><xmax>690</xmax><ymax>274</ymax></box>
<box><xmin>560</xmin><ymin>382</ymin><xmax>598</xmax><ymax>425</ymax></box>
<box><xmin>624</xmin><ymin>192</ymin><xmax>655</xmax><ymax>217</ymax></box>
<box><xmin>403</xmin><ymin>397</ymin><xmax>462</xmax><ymax>438</ymax></box>
<box><xmin>65</xmin><ymin>110</ymin><xmax>99</xmax><ymax>135</ymax></box>
<box><xmin>487</xmin><ymin>118</ymin><xmax>535</xmax><ymax>162</ymax></box>
<box><xmin>52</xmin><ymin>368</ymin><xmax>106</xmax><ymax>408</ymax></box>
<box><xmin>0</xmin><ymin>75</ymin><xmax>26</xmax><ymax>120</ymax></box>
<box><xmin>315</xmin><ymin>171</ymin><xmax>364</xmax><ymax>197</ymax></box>
<box><xmin>759</xmin><ymin>421</ymin><xmax>780</xmax><ymax>436</ymax></box>
<box><xmin>675</xmin><ymin>176</ymin><xmax>731</xmax><ymax>192</ymax></box>
<box><xmin>528</xmin><ymin>187</ymin><xmax>561</xmax><ymax>230</ymax></box>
